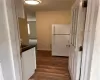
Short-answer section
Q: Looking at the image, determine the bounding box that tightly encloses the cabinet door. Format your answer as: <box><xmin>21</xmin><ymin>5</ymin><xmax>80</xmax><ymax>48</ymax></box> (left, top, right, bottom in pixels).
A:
<box><xmin>22</xmin><ymin>48</ymin><xmax>36</xmax><ymax>80</ymax></box>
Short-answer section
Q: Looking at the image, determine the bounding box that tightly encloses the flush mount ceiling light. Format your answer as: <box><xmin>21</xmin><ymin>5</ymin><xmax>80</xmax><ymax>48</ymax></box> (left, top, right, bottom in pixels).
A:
<box><xmin>25</xmin><ymin>0</ymin><xmax>41</xmax><ymax>5</ymax></box>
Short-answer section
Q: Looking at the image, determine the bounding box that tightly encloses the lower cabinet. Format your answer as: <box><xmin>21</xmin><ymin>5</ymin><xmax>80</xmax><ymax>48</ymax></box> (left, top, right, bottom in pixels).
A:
<box><xmin>21</xmin><ymin>47</ymin><xmax>36</xmax><ymax>80</ymax></box>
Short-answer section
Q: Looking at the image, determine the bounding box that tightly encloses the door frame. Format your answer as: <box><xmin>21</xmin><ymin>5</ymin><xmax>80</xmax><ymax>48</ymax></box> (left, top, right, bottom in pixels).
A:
<box><xmin>80</xmin><ymin>0</ymin><xmax>99</xmax><ymax>80</ymax></box>
<box><xmin>2</xmin><ymin>0</ymin><xmax>22</xmax><ymax>80</ymax></box>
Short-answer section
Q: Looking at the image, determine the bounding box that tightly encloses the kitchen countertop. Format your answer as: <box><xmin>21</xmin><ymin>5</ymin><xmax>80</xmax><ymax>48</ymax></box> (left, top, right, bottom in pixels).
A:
<box><xmin>20</xmin><ymin>44</ymin><xmax>37</xmax><ymax>56</ymax></box>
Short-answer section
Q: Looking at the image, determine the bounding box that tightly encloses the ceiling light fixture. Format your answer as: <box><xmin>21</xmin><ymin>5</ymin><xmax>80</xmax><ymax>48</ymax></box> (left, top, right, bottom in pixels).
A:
<box><xmin>25</xmin><ymin>0</ymin><xmax>41</xmax><ymax>5</ymax></box>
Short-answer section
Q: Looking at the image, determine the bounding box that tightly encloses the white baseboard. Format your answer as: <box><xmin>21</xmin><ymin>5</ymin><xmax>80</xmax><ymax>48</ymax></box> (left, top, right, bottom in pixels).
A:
<box><xmin>37</xmin><ymin>49</ymin><xmax>51</xmax><ymax>51</ymax></box>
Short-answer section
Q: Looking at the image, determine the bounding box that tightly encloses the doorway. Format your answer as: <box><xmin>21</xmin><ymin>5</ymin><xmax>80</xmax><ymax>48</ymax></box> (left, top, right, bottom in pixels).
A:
<box><xmin>1</xmin><ymin>0</ymin><xmax>99</xmax><ymax>80</ymax></box>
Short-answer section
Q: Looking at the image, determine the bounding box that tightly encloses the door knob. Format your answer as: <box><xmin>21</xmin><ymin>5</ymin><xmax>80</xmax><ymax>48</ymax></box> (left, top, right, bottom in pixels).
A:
<box><xmin>79</xmin><ymin>46</ymin><xmax>83</xmax><ymax>51</ymax></box>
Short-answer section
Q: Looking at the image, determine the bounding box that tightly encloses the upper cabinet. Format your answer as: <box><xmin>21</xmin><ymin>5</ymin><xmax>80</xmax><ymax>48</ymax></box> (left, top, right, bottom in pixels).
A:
<box><xmin>15</xmin><ymin>0</ymin><xmax>25</xmax><ymax>18</ymax></box>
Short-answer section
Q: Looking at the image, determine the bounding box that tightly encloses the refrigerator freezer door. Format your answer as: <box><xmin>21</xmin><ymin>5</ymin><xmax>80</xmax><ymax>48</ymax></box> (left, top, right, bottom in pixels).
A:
<box><xmin>52</xmin><ymin>24</ymin><xmax>70</xmax><ymax>35</ymax></box>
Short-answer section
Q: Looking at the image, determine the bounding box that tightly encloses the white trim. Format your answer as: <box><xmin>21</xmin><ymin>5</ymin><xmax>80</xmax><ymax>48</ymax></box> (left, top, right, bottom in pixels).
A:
<box><xmin>2</xmin><ymin>0</ymin><xmax>22</xmax><ymax>80</ymax></box>
<box><xmin>0</xmin><ymin>63</ymin><xmax>4</xmax><ymax>80</ymax></box>
<box><xmin>80</xmin><ymin>0</ymin><xmax>99</xmax><ymax>80</ymax></box>
<box><xmin>37</xmin><ymin>49</ymin><xmax>51</xmax><ymax>51</ymax></box>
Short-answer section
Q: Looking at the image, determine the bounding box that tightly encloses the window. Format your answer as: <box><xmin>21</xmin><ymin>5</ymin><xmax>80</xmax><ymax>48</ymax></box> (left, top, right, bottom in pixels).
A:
<box><xmin>27</xmin><ymin>24</ymin><xmax>30</xmax><ymax>35</ymax></box>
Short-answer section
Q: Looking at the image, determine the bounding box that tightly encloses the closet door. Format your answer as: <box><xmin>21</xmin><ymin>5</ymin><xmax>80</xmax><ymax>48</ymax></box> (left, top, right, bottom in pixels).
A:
<box><xmin>69</xmin><ymin>2</ymin><xmax>87</xmax><ymax>80</ymax></box>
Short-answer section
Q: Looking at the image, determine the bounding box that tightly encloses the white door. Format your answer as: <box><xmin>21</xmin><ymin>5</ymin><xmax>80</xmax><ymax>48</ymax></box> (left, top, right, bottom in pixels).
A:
<box><xmin>69</xmin><ymin>1</ymin><xmax>87</xmax><ymax>80</ymax></box>
<box><xmin>0</xmin><ymin>63</ymin><xmax>4</xmax><ymax>80</ymax></box>
<box><xmin>0</xmin><ymin>0</ymin><xmax>22</xmax><ymax>80</ymax></box>
<box><xmin>52</xmin><ymin>24</ymin><xmax>70</xmax><ymax>57</ymax></box>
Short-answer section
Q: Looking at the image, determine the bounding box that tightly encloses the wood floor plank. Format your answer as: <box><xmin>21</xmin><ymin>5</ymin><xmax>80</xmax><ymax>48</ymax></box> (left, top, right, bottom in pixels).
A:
<box><xmin>29</xmin><ymin>50</ymin><xmax>71</xmax><ymax>80</ymax></box>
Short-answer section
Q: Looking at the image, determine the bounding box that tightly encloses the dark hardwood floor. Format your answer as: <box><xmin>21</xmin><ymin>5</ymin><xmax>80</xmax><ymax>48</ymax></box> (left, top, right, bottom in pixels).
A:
<box><xmin>29</xmin><ymin>50</ymin><xmax>71</xmax><ymax>80</ymax></box>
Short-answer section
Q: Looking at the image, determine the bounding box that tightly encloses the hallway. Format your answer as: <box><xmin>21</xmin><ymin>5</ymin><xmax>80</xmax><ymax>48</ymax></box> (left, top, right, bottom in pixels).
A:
<box><xmin>29</xmin><ymin>50</ymin><xmax>71</xmax><ymax>80</ymax></box>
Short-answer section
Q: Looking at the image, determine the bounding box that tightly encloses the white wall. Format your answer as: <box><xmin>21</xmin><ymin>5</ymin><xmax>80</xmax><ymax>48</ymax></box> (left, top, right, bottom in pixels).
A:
<box><xmin>28</xmin><ymin>21</ymin><xmax>37</xmax><ymax>39</ymax></box>
<box><xmin>0</xmin><ymin>0</ymin><xmax>22</xmax><ymax>80</ymax></box>
<box><xmin>27</xmin><ymin>11</ymin><xmax>36</xmax><ymax>21</ymax></box>
<box><xmin>27</xmin><ymin>16</ymin><xmax>36</xmax><ymax>21</ymax></box>
<box><xmin>89</xmin><ymin>1</ymin><xmax>100</xmax><ymax>80</ymax></box>
<box><xmin>79</xmin><ymin>0</ymin><xmax>100</xmax><ymax>80</ymax></box>
<box><xmin>0</xmin><ymin>0</ymin><xmax>15</xmax><ymax>80</ymax></box>
<box><xmin>0</xmin><ymin>63</ymin><xmax>4</xmax><ymax>80</ymax></box>
<box><xmin>15</xmin><ymin>0</ymin><xmax>25</xmax><ymax>18</ymax></box>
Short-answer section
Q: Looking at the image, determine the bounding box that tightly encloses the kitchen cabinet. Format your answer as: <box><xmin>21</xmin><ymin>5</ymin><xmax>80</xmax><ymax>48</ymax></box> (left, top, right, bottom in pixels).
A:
<box><xmin>21</xmin><ymin>47</ymin><xmax>36</xmax><ymax>80</ymax></box>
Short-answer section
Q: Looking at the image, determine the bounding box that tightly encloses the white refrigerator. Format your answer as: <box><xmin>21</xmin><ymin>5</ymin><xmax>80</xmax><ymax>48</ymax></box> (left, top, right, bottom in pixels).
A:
<box><xmin>52</xmin><ymin>24</ymin><xmax>70</xmax><ymax>57</ymax></box>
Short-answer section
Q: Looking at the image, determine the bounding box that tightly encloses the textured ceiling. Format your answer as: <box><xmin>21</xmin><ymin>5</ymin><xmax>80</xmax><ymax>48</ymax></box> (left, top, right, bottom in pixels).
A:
<box><xmin>25</xmin><ymin>0</ymin><xmax>75</xmax><ymax>12</ymax></box>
